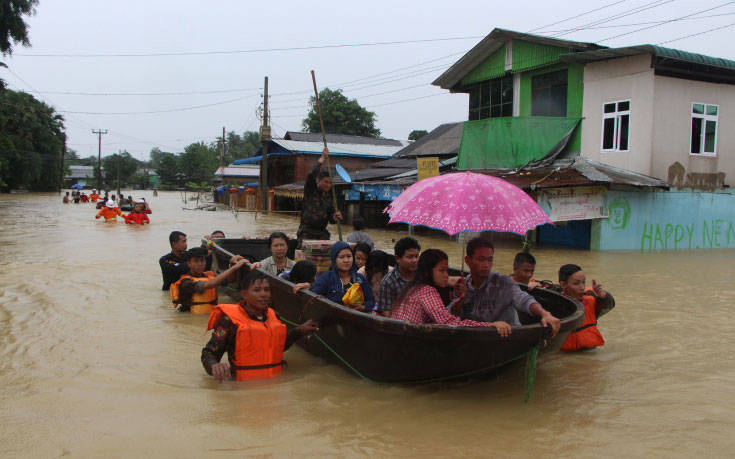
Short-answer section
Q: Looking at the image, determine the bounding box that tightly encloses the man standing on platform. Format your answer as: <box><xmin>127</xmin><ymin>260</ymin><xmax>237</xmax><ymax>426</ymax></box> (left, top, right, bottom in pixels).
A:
<box><xmin>297</xmin><ymin>147</ymin><xmax>342</xmax><ymax>243</ymax></box>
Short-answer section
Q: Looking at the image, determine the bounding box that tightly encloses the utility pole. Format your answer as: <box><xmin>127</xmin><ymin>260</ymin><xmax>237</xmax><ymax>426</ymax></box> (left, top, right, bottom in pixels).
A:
<box><xmin>92</xmin><ymin>129</ymin><xmax>108</xmax><ymax>190</ymax></box>
<box><xmin>59</xmin><ymin>133</ymin><xmax>67</xmax><ymax>192</ymax></box>
<box><xmin>259</xmin><ymin>76</ymin><xmax>271</xmax><ymax>211</ymax></box>
<box><xmin>221</xmin><ymin>126</ymin><xmax>226</xmax><ymax>167</ymax></box>
<box><xmin>116</xmin><ymin>150</ymin><xmax>121</xmax><ymax>198</ymax></box>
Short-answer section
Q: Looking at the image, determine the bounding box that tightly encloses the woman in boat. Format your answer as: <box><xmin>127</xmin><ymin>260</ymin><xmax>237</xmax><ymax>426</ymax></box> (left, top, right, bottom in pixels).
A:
<box><xmin>201</xmin><ymin>270</ymin><xmax>319</xmax><ymax>382</ymax></box>
<box><xmin>391</xmin><ymin>249</ymin><xmax>508</xmax><ymax>332</ymax></box>
<box><xmin>311</xmin><ymin>241</ymin><xmax>375</xmax><ymax>312</ymax></box>
<box><xmin>558</xmin><ymin>264</ymin><xmax>615</xmax><ymax>351</ymax></box>
<box><xmin>279</xmin><ymin>260</ymin><xmax>317</xmax><ymax>293</ymax></box>
<box><xmin>260</xmin><ymin>232</ymin><xmax>295</xmax><ymax>276</ymax></box>
<box><xmin>361</xmin><ymin>250</ymin><xmax>393</xmax><ymax>298</ymax></box>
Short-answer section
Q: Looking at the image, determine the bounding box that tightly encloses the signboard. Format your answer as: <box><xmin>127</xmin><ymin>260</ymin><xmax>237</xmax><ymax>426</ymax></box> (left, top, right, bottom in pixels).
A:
<box><xmin>259</xmin><ymin>125</ymin><xmax>271</xmax><ymax>142</ymax></box>
<box><xmin>537</xmin><ymin>186</ymin><xmax>608</xmax><ymax>222</ymax></box>
<box><xmin>417</xmin><ymin>157</ymin><xmax>439</xmax><ymax>181</ymax></box>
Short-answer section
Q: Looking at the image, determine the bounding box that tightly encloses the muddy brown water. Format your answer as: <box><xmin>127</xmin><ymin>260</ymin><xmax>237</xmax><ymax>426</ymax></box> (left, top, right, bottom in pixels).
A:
<box><xmin>1</xmin><ymin>191</ymin><xmax>733</xmax><ymax>457</ymax></box>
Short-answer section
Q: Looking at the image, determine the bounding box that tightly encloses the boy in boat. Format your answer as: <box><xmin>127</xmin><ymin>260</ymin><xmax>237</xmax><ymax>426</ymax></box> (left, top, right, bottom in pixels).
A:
<box><xmin>346</xmin><ymin>217</ymin><xmax>374</xmax><ymax>250</ymax></box>
<box><xmin>558</xmin><ymin>264</ymin><xmax>615</xmax><ymax>351</ymax></box>
<box><xmin>457</xmin><ymin>237</ymin><xmax>561</xmax><ymax>338</ymax></box>
<box><xmin>376</xmin><ymin>237</ymin><xmax>420</xmax><ymax>316</ymax></box>
<box><xmin>510</xmin><ymin>252</ymin><xmax>552</xmax><ymax>290</ymax></box>
<box><xmin>201</xmin><ymin>270</ymin><xmax>319</xmax><ymax>382</ymax></box>
<box><xmin>124</xmin><ymin>201</ymin><xmax>150</xmax><ymax>225</ymax></box>
<box><xmin>171</xmin><ymin>247</ymin><xmax>251</xmax><ymax>313</ymax></box>
<box><xmin>159</xmin><ymin>231</ymin><xmax>189</xmax><ymax>290</ymax></box>
<box><xmin>95</xmin><ymin>200</ymin><xmax>123</xmax><ymax>221</ymax></box>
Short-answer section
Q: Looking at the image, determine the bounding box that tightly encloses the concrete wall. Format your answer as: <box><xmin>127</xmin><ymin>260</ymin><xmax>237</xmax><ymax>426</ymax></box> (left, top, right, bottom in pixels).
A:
<box><xmin>652</xmin><ymin>75</ymin><xmax>735</xmax><ymax>187</ymax></box>
<box><xmin>580</xmin><ymin>54</ymin><xmax>655</xmax><ymax>174</ymax></box>
<box><xmin>591</xmin><ymin>188</ymin><xmax>735</xmax><ymax>251</ymax></box>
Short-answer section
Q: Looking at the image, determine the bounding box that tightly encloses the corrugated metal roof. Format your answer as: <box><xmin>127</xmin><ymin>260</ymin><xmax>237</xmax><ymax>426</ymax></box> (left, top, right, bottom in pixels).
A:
<box><xmin>395</xmin><ymin>122</ymin><xmax>463</xmax><ymax>157</ymax></box>
<box><xmin>433</xmin><ymin>28</ymin><xmax>602</xmax><ymax>90</ymax></box>
<box><xmin>560</xmin><ymin>45</ymin><xmax>735</xmax><ymax>72</ymax></box>
<box><xmin>284</xmin><ymin>131</ymin><xmax>406</xmax><ymax>146</ymax></box>
<box><xmin>272</xmin><ymin>138</ymin><xmax>405</xmax><ymax>158</ymax></box>
<box><xmin>214</xmin><ymin>165</ymin><xmax>260</xmax><ymax>177</ymax></box>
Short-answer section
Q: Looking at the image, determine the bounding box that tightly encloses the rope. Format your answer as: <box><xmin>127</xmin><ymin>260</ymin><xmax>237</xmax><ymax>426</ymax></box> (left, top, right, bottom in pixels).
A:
<box><xmin>279</xmin><ymin>315</ymin><xmax>542</xmax><ymax>401</ymax></box>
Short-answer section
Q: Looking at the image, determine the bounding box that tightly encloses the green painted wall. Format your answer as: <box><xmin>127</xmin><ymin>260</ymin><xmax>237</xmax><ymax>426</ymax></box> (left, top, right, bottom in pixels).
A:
<box><xmin>460</xmin><ymin>45</ymin><xmax>506</xmax><ymax>87</ymax></box>
<box><xmin>512</xmin><ymin>40</ymin><xmax>572</xmax><ymax>73</ymax></box>
<box><xmin>518</xmin><ymin>62</ymin><xmax>584</xmax><ymax>152</ymax></box>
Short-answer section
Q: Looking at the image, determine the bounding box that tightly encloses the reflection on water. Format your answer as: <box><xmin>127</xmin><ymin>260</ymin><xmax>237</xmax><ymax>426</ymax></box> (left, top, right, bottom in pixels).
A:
<box><xmin>0</xmin><ymin>191</ymin><xmax>734</xmax><ymax>456</ymax></box>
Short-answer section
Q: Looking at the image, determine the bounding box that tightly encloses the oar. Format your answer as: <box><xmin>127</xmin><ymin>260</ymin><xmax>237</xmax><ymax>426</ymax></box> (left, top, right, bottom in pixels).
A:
<box><xmin>310</xmin><ymin>70</ymin><xmax>343</xmax><ymax>241</ymax></box>
<box><xmin>202</xmin><ymin>237</ymin><xmax>237</xmax><ymax>259</ymax></box>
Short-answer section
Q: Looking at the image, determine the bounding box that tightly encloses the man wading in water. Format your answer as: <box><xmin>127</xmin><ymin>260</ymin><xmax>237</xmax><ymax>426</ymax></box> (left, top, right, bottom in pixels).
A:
<box><xmin>297</xmin><ymin>147</ymin><xmax>342</xmax><ymax>243</ymax></box>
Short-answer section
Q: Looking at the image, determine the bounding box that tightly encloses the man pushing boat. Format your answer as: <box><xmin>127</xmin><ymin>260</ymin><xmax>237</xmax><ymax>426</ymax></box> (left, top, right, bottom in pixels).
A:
<box><xmin>297</xmin><ymin>148</ymin><xmax>343</xmax><ymax>243</ymax></box>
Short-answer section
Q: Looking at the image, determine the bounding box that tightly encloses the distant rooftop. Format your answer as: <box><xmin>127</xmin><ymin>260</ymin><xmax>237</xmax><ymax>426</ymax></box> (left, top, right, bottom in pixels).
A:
<box><xmin>284</xmin><ymin>131</ymin><xmax>405</xmax><ymax>147</ymax></box>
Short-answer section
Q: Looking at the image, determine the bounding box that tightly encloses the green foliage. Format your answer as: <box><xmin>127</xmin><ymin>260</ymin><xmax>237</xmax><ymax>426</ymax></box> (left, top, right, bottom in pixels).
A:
<box><xmin>101</xmin><ymin>151</ymin><xmax>140</xmax><ymax>188</ymax></box>
<box><xmin>0</xmin><ymin>0</ymin><xmax>38</xmax><ymax>55</ymax></box>
<box><xmin>408</xmin><ymin>130</ymin><xmax>428</xmax><ymax>141</ymax></box>
<box><xmin>154</xmin><ymin>152</ymin><xmax>180</xmax><ymax>186</ymax></box>
<box><xmin>0</xmin><ymin>89</ymin><xmax>66</xmax><ymax>192</ymax></box>
<box><xmin>184</xmin><ymin>181</ymin><xmax>209</xmax><ymax>191</ymax></box>
<box><xmin>179</xmin><ymin>142</ymin><xmax>218</xmax><ymax>184</ymax></box>
<box><xmin>217</xmin><ymin>130</ymin><xmax>260</xmax><ymax>163</ymax></box>
<box><xmin>302</xmin><ymin>88</ymin><xmax>380</xmax><ymax>138</ymax></box>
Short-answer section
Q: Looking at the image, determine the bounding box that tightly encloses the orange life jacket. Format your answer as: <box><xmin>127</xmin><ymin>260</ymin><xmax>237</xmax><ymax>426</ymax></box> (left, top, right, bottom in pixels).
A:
<box><xmin>96</xmin><ymin>207</ymin><xmax>121</xmax><ymax>221</ymax></box>
<box><xmin>561</xmin><ymin>288</ymin><xmax>604</xmax><ymax>351</ymax></box>
<box><xmin>89</xmin><ymin>193</ymin><xmax>100</xmax><ymax>202</ymax></box>
<box><xmin>207</xmin><ymin>304</ymin><xmax>287</xmax><ymax>380</ymax></box>
<box><xmin>170</xmin><ymin>272</ymin><xmax>217</xmax><ymax>314</ymax></box>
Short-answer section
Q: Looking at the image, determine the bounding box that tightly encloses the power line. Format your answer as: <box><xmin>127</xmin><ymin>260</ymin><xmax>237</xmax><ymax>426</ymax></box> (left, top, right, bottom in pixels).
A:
<box><xmin>656</xmin><ymin>21</ymin><xmax>735</xmax><ymax>44</ymax></box>
<box><xmin>551</xmin><ymin>0</ymin><xmax>676</xmax><ymax>38</ymax></box>
<box><xmin>597</xmin><ymin>1</ymin><xmax>735</xmax><ymax>42</ymax></box>
<box><xmin>61</xmin><ymin>94</ymin><xmax>258</xmax><ymax>115</ymax></box>
<box><xmin>541</xmin><ymin>11</ymin><xmax>735</xmax><ymax>33</ymax></box>
<box><xmin>366</xmin><ymin>92</ymin><xmax>453</xmax><ymax>108</ymax></box>
<box><xmin>23</xmin><ymin>87</ymin><xmax>262</xmax><ymax>97</ymax></box>
<box><xmin>529</xmin><ymin>0</ymin><xmax>631</xmax><ymax>32</ymax></box>
<box><xmin>14</xmin><ymin>36</ymin><xmax>483</xmax><ymax>58</ymax></box>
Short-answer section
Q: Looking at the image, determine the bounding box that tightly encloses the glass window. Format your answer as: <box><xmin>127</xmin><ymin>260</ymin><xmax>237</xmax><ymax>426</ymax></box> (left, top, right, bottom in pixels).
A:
<box><xmin>467</xmin><ymin>75</ymin><xmax>513</xmax><ymax>121</ymax></box>
<box><xmin>601</xmin><ymin>99</ymin><xmax>631</xmax><ymax>152</ymax></box>
<box><xmin>691</xmin><ymin>103</ymin><xmax>718</xmax><ymax>155</ymax></box>
<box><xmin>531</xmin><ymin>70</ymin><xmax>568</xmax><ymax>117</ymax></box>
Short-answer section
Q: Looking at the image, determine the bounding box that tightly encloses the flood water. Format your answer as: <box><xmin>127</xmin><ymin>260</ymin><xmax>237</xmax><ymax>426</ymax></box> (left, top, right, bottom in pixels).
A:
<box><xmin>1</xmin><ymin>191</ymin><xmax>733</xmax><ymax>457</ymax></box>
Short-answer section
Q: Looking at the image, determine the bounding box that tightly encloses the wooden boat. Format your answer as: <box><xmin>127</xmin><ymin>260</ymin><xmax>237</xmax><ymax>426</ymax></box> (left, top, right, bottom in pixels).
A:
<box><xmin>210</xmin><ymin>238</ymin><xmax>584</xmax><ymax>384</ymax></box>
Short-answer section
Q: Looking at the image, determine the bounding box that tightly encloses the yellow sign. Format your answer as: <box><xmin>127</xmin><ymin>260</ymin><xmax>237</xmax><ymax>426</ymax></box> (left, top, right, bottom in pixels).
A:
<box><xmin>417</xmin><ymin>157</ymin><xmax>439</xmax><ymax>181</ymax></box>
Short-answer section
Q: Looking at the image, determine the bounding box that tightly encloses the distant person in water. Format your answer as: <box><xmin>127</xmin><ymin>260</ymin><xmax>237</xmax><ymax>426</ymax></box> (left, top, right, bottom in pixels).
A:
<box><xmin>72</xmin><ymin>192</ymin><xmax>80</xmax><ymax>204</ymax></box>
<box><xmin>80</xmin><ymin>192</ymin><xmax>89</xmax><ymax>203</ymax></box>
<box><xmin>140</xmin><ymin>198</ymin><xmax>152</xmax><ymax>214</ymax></box>
<box><xmin>201</xmin><ymin>270</ymin><xmax>319</xmax><ymax>382</ymax></box>
<box><xmin>260</xmin><ymin>232</ymin><xmax>295</xmax><ymax>276</ymax></box>
<box><xmin>347</xmin><ymin>217</ymin><xmax>374</xmax><ymax>250</ymax></box>
<box><xmin>153</xmin><ymin>189</ymin><xmax>158</xmax><ymax>196</ymax></box>
<box><xmin>89</xmin><ymin>189</ymin><xmax>100</xmax><ymax>202</ymax></box>
<box><xmin>159</xmin><ymin>231</ymin><xmax>189</xmax><ymax>290</ymax></box>
<box><xmin>95</xmin><ymin>200</ymin><xmax>123</xmax><ymax>221</ymax></box>
<box><xmin>458</xmin><ymin>238</ymin><xmax>561</xmax><ymax>338</ymax></box>
<box><xmin>558</xmin><ymin>264</ymin><xmax>615</xmax><ymax>351</ymax></box>
<box><xmin>297</xmin><ymin>147</ymin><xmax>343</xmax><ymax>243</ymax></box>
<box><xmin>63</xmin><ymin>192</ymin><xmax>70</xmax><ymax>203</ymax></box>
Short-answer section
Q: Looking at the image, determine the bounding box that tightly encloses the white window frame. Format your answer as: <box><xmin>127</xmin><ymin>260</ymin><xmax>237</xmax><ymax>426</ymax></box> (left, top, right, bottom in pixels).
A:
<box><xmin>600</xmin><ymin>100</ymin><xmax>631</xmax><ymax>153</ymax></box>
<box><xmin>690</xmin><ymin>102</ymin><xmax>718</xmax><ymax>157</ymax></box>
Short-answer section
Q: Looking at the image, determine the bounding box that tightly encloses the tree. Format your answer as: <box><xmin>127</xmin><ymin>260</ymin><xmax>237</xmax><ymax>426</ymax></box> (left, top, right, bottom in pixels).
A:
<box><xmin>0</xmin><ymin>89</ymin><xmax>66</xmax><ymax>192</ymax></box>
<box><xmin>155</xmin><ymin>152</ymin><xmax>180</xmax><ymax>187</ymax></box>
<box><xmin>302</xmin><ymin>88</ymin><xmax>380</xmax><ymax>137</ymax></box>
<box><xmin>408</xmin><ymin>130</ymin><xmax>428</xmax><ymax>141</ymax></box>
<box><xmin>179</xmin><ymin>142</ymin><xmax>218</xmax><ymax>184</ymax></box>
<box><xmin>1</xmin><ymin>0</ymin><xmax>39</xmax><ymax>88</ymax></box>
<box><xmin>102</xmin><ymin>151</ymin><xmax>140</xmax><ymax>188</ymax></box>
<box><xmin>217</xmin><ymin>130</ymin><xmax>260</xmax><ymax>164</ymax></box>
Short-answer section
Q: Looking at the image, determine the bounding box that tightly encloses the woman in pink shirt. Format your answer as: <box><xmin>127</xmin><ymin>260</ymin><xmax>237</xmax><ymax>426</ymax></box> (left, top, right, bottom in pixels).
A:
<box><xmin>391</xmin><ymin>249</ymin><xmax>510</xmax><ymax>336</ymax></box>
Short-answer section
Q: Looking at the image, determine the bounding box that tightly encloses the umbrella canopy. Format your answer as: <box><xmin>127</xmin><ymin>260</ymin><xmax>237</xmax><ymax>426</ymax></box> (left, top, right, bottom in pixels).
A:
<box><xmin>385</xmin><ymin>172</ymin><xmax>552</xmax><ymax>236</ymax></box>
<box><xmin>70</xmin><ymin>184</ymin><xmax>83</xmax><ymax>190</ymax></box>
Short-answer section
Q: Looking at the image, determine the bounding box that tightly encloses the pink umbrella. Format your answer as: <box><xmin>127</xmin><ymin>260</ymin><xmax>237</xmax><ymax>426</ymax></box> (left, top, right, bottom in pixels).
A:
<box><xmin>385</xmin><ymin>171</ymin><xmax>552</xmax><ymax>236</ymax></box>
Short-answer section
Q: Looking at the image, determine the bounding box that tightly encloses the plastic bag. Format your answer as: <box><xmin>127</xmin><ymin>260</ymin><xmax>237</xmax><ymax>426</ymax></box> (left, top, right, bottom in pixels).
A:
<box><xmin>341</xmin><ymin>283</ymin><xmax>364</xmax><ymax>307</ymax></box>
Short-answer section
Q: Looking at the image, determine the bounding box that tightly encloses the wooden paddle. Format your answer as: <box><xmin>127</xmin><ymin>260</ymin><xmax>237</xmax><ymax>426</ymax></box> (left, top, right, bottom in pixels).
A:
<box><xmin>310</xmin><ymin>70</ymin><xmax>343</xmax><ymax>241</ymax></box>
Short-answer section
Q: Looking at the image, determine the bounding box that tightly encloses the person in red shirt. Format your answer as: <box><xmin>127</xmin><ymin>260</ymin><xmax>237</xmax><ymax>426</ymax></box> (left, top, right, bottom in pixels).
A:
<box><xmin>125</xmin><ymin>202</ymin><xmax>150</xmax><ymax>225</ymax></box>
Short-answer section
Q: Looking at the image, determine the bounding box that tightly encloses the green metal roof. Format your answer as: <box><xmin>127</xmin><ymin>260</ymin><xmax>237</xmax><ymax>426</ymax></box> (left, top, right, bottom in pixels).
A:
<box><xmin>561</xmin><ymin>44</ymin><xmax>735</xmax><ymax>71</ymax></box>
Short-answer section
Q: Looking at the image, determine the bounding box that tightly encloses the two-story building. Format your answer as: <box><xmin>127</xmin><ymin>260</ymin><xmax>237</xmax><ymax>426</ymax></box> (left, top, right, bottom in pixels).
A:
<box><xmin>433</xmin><ymin>28</ymin><xmax>735</xmax><ymax>251</ymax></box>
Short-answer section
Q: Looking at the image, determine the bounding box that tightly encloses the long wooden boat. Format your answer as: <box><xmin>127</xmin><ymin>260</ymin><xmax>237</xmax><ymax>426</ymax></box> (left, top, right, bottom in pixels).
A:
<box><xmin>211</xmin><ymin>238</ymin><xmax>584</xmax><ymax>384</ymax></box>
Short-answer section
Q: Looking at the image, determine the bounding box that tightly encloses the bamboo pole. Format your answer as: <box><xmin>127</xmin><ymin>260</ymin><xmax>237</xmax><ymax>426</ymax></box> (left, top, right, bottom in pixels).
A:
<box><xmin>310</xmin><ymin>70</ymin><xmax>343</xmax><ymax>241</ymax></box>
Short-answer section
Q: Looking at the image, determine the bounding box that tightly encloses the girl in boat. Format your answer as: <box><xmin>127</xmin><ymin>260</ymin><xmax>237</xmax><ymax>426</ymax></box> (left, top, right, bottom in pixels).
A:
<box><xmin>391</xmin><ymin>249</ymin><xmax>508</xmax><ymax>331</ymax></box>
<box><xmin>558</xmin><ymin>264</ymin><xmax>615</xmax><ymax>351</ymax></box>
<box><xmin>279</xmin><ymin>260</ymin><xmax>317</xmax><ymax>294</ymax></box>
<box><xmin>201</xmin><ymin>270</ymin><xmax>319</xmax><ymax>382</ymax></box>
<box><xmin>361</xmin><ymin>250</ymin><xmax>393</xmax><ymax>298</ymax></box>
<box><xmin>353</xmin><ymin>242</ymin><xmax>371</xmax><ymax>275</ymax></box>
<box><xmin>311</xmin><ymin>241</ymin><xmax>375</xmax><ymax>312</ymax></box>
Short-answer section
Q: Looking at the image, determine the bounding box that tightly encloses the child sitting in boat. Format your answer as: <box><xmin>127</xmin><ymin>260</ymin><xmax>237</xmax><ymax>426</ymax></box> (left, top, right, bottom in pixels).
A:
<box><xmin>260</xmin><ymin>232</ymin><xmax>295</xmax><ymax>276</ymax></box>
<box><xmin>354</xmin><ymin>242</ymin><xmax>371</xmax><ymax>275</ymax></box>
<box><xmin>510</xmin><ymin>252</ymin><xmax>552</xmax><ymax>290</ymax></box>
<box><xmin>558</xmin><ymin>264</ymin><xmax>615</xmax><ymax>351</ymax></box>
<box><xmin>391</xmin><ymin>249</ymin><xmax>508</xmax><ymax>332</ymax></box>
<box><xmin>124</xmin><ymin>201</ymin><xmax>150</xmax><ymax>225</ymax></box>
<box><xmin>171</xmin><ymin>247</ymin><xmax>250</xmax><ymax>313</ymax></box>
<box><xmin>361</xmin><ymin>250</ymin><xmax>394</xmax><ymax>299</ymax></box>
<box><xmin>201</xmin><ymin>270</ymin><xmax>319</xmax><ymax>382</ymax></box>
<box><xmin>311</xmin><ymin>241</ymin><xmax>375</xmax><ymax>312</ymax></box>
<box><xmin>280</xmin><ymin>260</ymin><xmax>317</xmax><ymax>293</ymax></box>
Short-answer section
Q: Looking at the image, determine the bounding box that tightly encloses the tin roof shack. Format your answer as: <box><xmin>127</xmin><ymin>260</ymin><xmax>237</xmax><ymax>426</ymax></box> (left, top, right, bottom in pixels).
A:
<box><xmin>430</xmin><ymin>28</ymin><xmax>735</xmax><ymax>250</ymax></box>
<box><xmin>213</xmin><ymin>165</ymin><xmax>260</xmax><ymax>185</ymax></box>
<box><xmin>65</xmin><ymin>165</ymin><xmax>102</xmax><ymax>188</ymax></box>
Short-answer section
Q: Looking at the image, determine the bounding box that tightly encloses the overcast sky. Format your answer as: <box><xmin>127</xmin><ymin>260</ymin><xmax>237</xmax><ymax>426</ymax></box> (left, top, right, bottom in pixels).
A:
<box><xmin>2</xmin><ymin>0</ymin><xmax>733</xmax><ymax>161</ymax></box>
